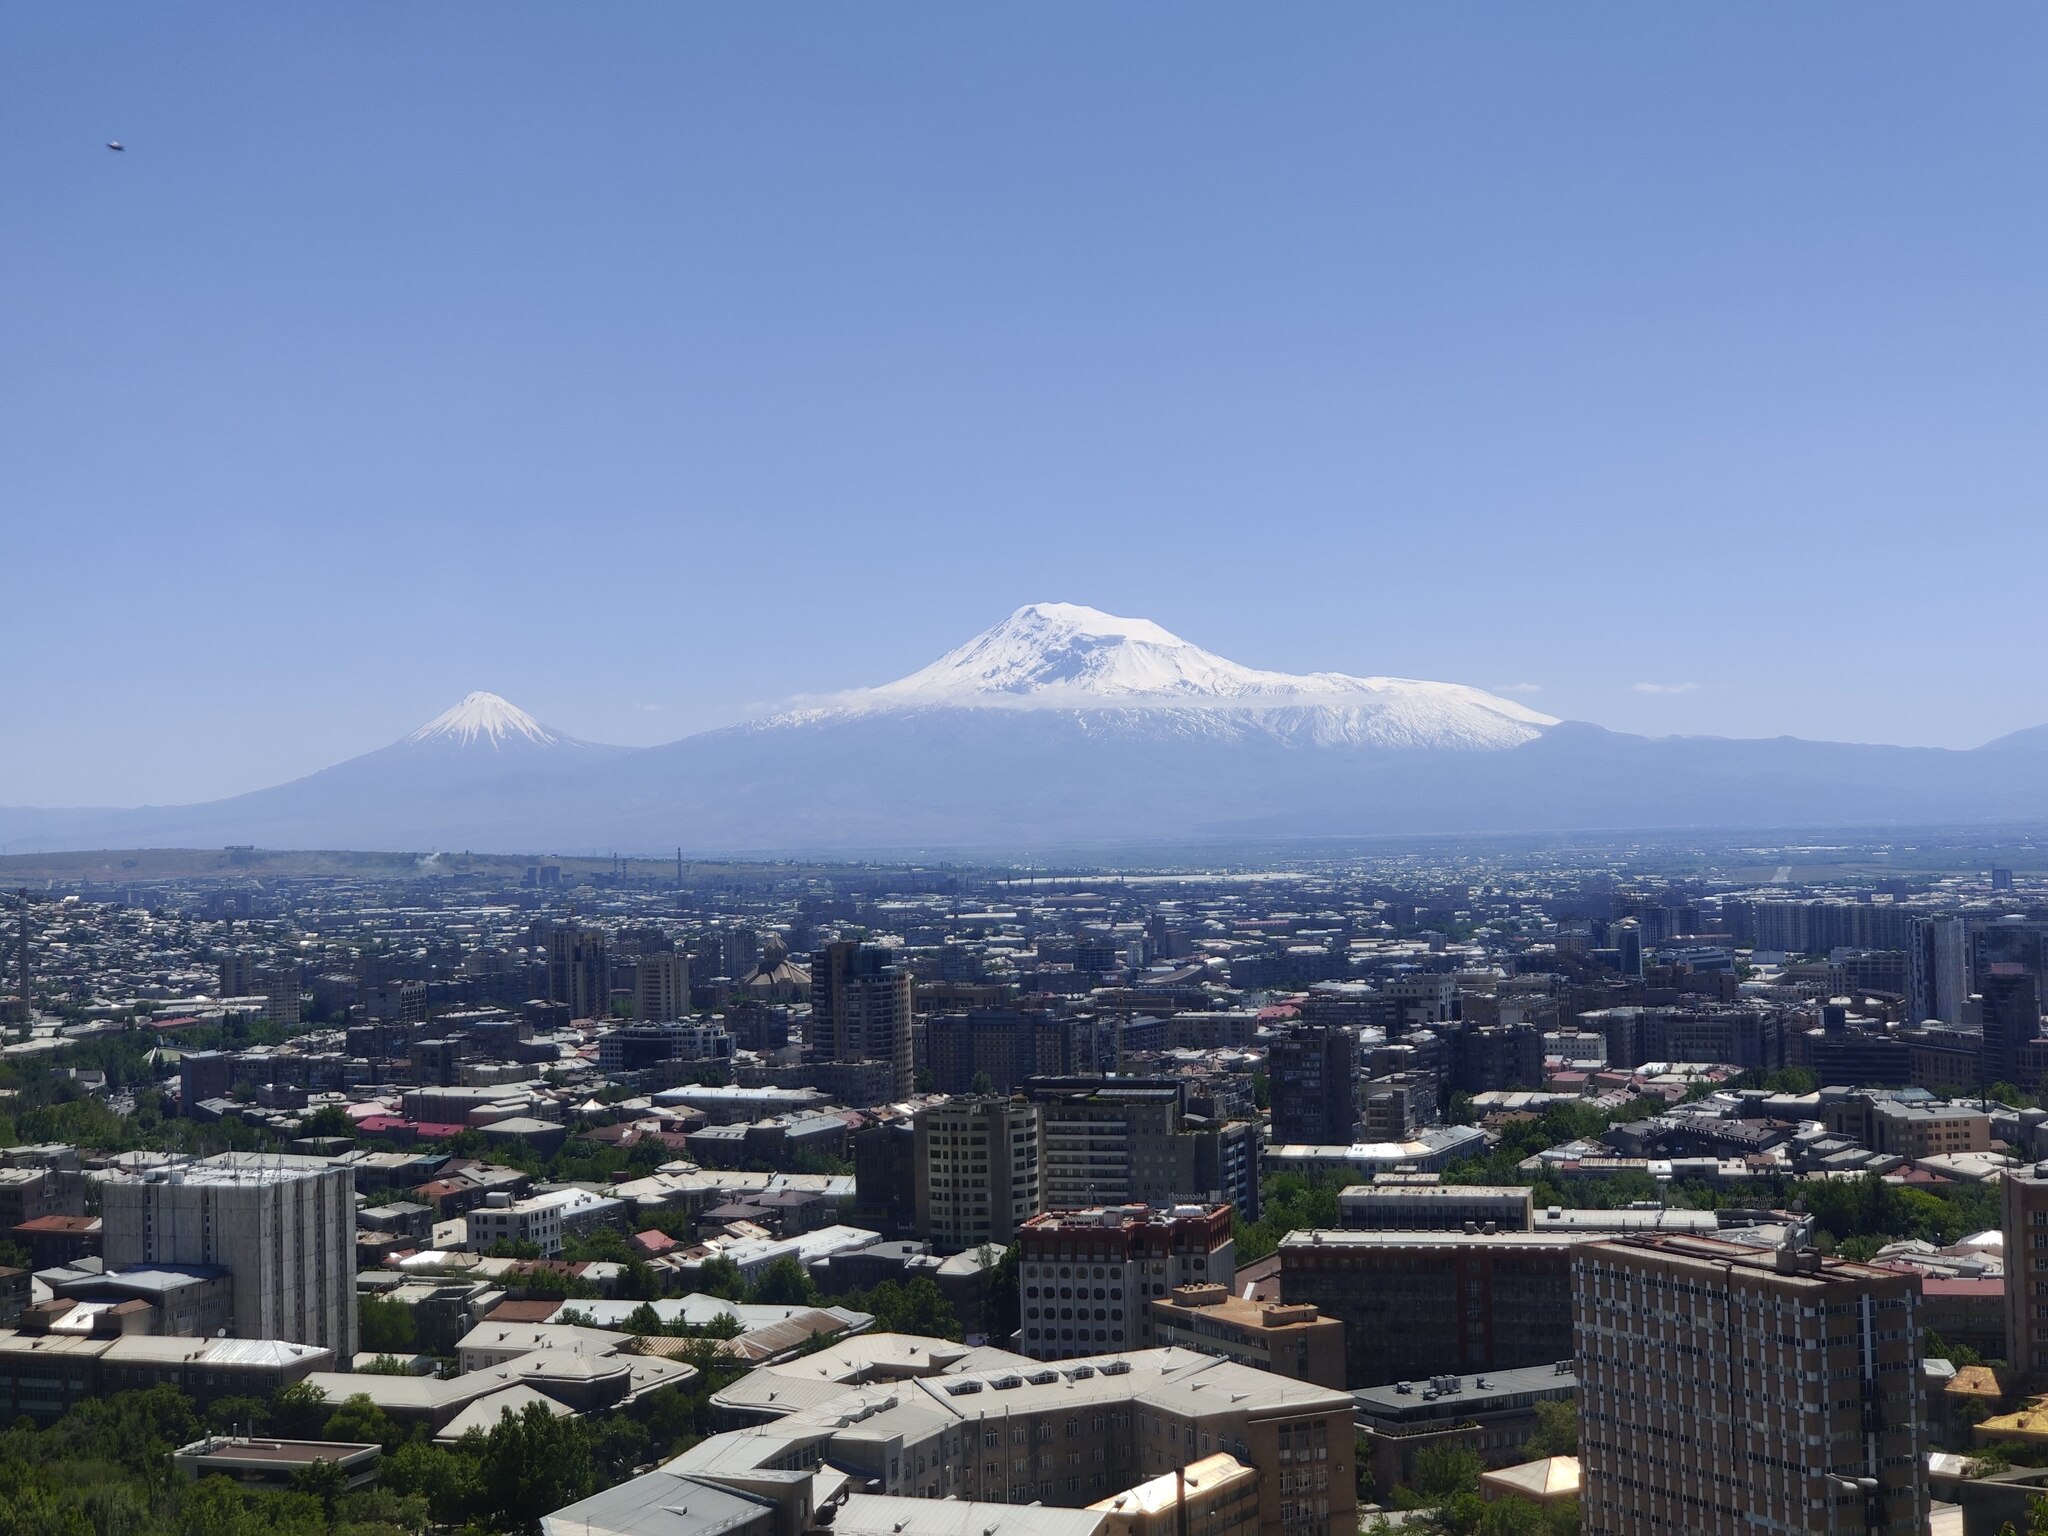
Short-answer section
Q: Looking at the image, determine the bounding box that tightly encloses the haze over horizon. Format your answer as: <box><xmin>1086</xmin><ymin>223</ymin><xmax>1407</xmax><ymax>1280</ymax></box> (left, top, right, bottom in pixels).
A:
<box><xmin>8</xmin><ymin>5</ymin><xmax>2048</xmax><ymax>805</ymax></box>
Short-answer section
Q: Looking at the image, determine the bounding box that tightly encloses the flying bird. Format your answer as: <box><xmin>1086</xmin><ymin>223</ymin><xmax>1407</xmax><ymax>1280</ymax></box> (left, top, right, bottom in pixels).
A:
<box><xmin>106</xmin><ymin>141</ymin><xmax>124</xmax><ymax>152</ymax></box>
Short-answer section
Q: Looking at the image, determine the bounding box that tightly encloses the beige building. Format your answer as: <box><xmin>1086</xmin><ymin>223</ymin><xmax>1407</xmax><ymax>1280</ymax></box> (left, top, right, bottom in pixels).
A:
<box><xmin>1148</xmin><ymin>1286</ymin><xmax>1345</xmax><ymax>1390</ymax></box>
<box><xmin>634</xmin><ymin>951</ymin><xmax>690</xmax><ymax>1023</ymax></box>
<box><xmin>1090</xmin><ymin>1451</ymin><xmax>1261</xmax><ymax>1536</ymax></box>
<box><xmin>914</xmin><ymin>1097</ymin><xmax>1042</xmax><ymax>1254</ymax></box>
<box><xmin>1576</xmin><ymin>1233</ymin><xmax>1923</xmax><ymax>1536</ymax></box>
<box><xmin>99</xmin><ymin>1153</ymin><xmax>356</xmax><ymax>1359</ymax></box>
<box><xmin>555</xmin><ymin>1343</ymin><xmax>1356</xmax><ymax>1536</ymax></box>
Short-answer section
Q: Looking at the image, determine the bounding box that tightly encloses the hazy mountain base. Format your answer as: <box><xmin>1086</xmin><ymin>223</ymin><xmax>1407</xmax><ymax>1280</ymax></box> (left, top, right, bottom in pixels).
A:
<box><xmin>2</xmin><ymin>708</ymin><xmax>2044</xmax><ymax>857</ymax></box>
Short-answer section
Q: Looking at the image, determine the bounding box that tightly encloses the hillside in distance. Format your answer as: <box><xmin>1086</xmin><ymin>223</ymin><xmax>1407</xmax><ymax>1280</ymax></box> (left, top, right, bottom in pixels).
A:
<box><xmin>2</xmin><ymin>607</ymin><xmax>2044</xmax><ymax>854</ymax></box>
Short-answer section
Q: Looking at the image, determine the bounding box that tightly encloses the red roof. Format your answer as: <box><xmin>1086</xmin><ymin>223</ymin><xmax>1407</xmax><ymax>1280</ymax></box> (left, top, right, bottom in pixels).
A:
<box><xmin>413</xmin><ymin>1122</ymin><xmax>467</xmax><ymax>1139</ymax></box>
<box><xmin>1921</xmin><ymin>1276</ymin><xmax>2003</xmax><ymax>1296</ymax></box>
<box><xmin>13</xmin><ymin>1215</ymin><xmax>96</xmax><ymax>1233</ymax></box>
<box><xmin>356</xmin><ymin>1116</ymin><xmax>412</xmax><ymax>1133</ymax></box>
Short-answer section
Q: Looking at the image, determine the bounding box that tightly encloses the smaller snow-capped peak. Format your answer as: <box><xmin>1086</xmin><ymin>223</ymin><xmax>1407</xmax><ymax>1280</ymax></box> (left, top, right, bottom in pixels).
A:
<box><xmin>407</xmin><ymin>692</ymin><xmax>559</xmax><ymax>748</ymax></box>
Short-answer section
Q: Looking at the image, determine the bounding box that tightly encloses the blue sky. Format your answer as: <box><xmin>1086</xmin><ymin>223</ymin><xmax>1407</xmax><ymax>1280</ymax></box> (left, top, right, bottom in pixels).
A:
<box><xmin>5</xmin><ymin>5</ymin><xmax>2046</xmax><ymax>804</ymax></box>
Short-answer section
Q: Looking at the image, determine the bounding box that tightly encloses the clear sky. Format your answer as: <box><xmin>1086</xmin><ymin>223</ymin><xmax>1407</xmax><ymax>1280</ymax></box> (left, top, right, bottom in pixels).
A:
<box><xmin>6</xmin><ymin>5</ymin><xmax>2046</xmax><ymax>805</ymax></box>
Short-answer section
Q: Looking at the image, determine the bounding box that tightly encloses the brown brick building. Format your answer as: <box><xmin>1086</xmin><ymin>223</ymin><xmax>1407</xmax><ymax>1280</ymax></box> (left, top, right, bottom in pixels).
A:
<box><xmin>1277</xmin><ymin>1229</ymin><xmax>1589</xmax><ymax>1387</ymax></box>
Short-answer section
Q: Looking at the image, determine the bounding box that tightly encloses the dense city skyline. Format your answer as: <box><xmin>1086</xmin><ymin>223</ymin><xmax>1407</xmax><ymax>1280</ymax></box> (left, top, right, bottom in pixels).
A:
<box><xmin>9</xmin><ymin>6</ymin><xmax>2048</xmax><ymax>803</ymax></box>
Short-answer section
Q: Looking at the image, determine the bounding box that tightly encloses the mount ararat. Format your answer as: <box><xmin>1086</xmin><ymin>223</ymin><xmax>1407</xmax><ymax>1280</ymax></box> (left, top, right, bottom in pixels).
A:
<box><xmin>5</xmin><ymin>604</ymin><xmax>2043</xmax><ymax>854</ymax></box>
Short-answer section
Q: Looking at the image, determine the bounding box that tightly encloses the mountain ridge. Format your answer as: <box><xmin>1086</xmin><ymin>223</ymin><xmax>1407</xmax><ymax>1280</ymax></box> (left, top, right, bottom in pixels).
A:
<box><xmin>0</xmin><ymin>607</ymin><xmax>2043</xmax><ymax>854</ymax></box>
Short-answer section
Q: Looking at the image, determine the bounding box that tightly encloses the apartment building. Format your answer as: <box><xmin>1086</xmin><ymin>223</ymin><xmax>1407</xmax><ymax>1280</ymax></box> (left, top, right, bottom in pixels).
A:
<box><xmin>1575</xmin><ymin>1233</ymin><xmax>1923</xmax><ymax>1536</ymax></box>
<box><xmin>99</xmin><ymin>1153</ymin><xmax>356</xmax><ymax>1358</ymax></box>
<box><xmin>1277</xmin><ymin>1229</ymin><xmax>1589</xmax><ymax>1387</ymax></box>
<box><xmin>1020</xmin><ymin>1205</ymin><xmax>1235</xmax><ymax>1361</ymax></box>
<box><xmin>914</xmin><ymin>1097</ymin><xmax>1042</xmax><ymax>1253</ymax></box>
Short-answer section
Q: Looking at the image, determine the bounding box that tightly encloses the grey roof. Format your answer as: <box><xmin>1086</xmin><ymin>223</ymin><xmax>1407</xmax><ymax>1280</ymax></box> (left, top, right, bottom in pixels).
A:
<box><xmin>1354</xmin><ymin>1360</ymin><xmax>1579</xmax><ymax>1421</ymax></box>
<box><xmin>834</xmin><ymin>1495</ymin><xmax>1104</xmax><ymax>1536</ymax></box>
<box><xmin>542</xmin><ymin>1469</ymin><xmax>776</xmax><ymax>1536</ymax></box>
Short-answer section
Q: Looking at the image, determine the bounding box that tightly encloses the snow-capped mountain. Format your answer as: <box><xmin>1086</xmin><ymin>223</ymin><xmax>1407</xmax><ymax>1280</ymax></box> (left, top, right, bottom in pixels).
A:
<box><xmin>4</xmin><ymin>618</ymin><xmax>2047</xmax><ymax>856</ymax></box>
<box><xmin>807</xmin><ymin>602</ymin><xmax>1557</xmax><ymax>753</ymax></box>
<box><xmin>407</xmin><ymin>691</ymin><xmax>562</xmax><ymax>749</ymax></box>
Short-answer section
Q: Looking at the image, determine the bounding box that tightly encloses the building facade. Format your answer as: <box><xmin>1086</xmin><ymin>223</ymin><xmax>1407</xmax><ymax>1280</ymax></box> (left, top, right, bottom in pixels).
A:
<box><xmin>1148</xmin><ymin>1284</ymin><xmax>1345</xmax><ymax>1390</ymax></box>
<box><xmin>811</xmin><ymin>942</ymin><xmax>915</xmax><ymax>1101</ymax></box>
<box><xmin>1267</xmin><ymin>1025</ymin><xmax>1357</xmax><ymax>1147</ymax></box>
<box><xmin>546</xmin><ymin>924</ymin><xmax>611</xmax><ymax>1020</ymax></box>
<box><xmin>914</xmin><ymin>1097</ymin><xmax>1043</xmax><ymax>1253</ymax></box>
<box><xmin>1575</xmin><ymin>1233</ymin><xmax>1924</xmax><ymax>1536</ymax></box>
<box><xmin>1277</xmin><ymin>1229</ymin><xmax>1587</xmax><ymax>1388</ymax></box>
<box><xmin>1019</xmin><ymin>1204</ymin><xmax>1236</xmax><ymax>1361</ymax></box>
<box><xmin>100</xmin><ymin>1153</ymin><xmax>357</xmax><ymax>1358</ymax></box>
<box><xmin>633</xmin><ymin>951</ymin><xmax>690</xmax><ymax>1023</ymax></box>
<box><xmin>2002</xmin><ymin>1163</ymin><xmax>2048</xmax><ymax>1379</ymax></box>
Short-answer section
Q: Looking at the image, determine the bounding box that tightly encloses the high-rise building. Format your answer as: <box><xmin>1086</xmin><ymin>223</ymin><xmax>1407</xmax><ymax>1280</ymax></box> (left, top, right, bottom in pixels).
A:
<box><xmin>926</xmin><ymin>1008</ymin><xmax>1073</xmax><ymax>1094</ymax></box>
<box><xmin>100</xmin><ymin>1153</ymin><xmax>356</xmax><ymax>1358</ymax></box>
<box><xmin>913</xmin><ymin>1097</ymin><xmax>1041</xmax><ymax>1252</ymax></box>
<box><xmin>218</xmin><ymin>949</ymin><xmax>257</xmax><ymax>998</ymax></box>
<box><xmin>1279</xmin><ymin>1229</ymin><xmax>1587</xmax><ymax>1387</ymax></box>
<box><xmin>810</xmin><ymin>941</ymin><xmax>914</xmax><ymax>1100</ymax></box>
<box><xmin>261</xmin><ymin>962</ymin><xmax>301</xmax><ymax>1028</ymax></box>
<box><xmin>546</xmin><ymin>924</ymin><xmax>611</xmax><ymax>1020</ymax></box>
<box><xmin>1980</xmin><ymin>963</ymin><xmax>2041</xmax><ymax>1090</ymax></box>
<box><xmin>1017</xmin><ymin>1203</ymin><xmax>1235</xmax><ymax>1360</ymax></box>
<box><xmin>1267</xmin><ymin>1024</ymin><xmax>1357</xmax><ymax>1147</ymax></box>
<box><xmin>633</xmin><ymin>950</ymin><xmax>690</xmax><ymax>1023</ymax></box>
<box><xmin>1908</xmin><ymin>915</ymin><xmax>1970</xmax><ymax>1026</ymax></box>
<box><xmin>2001</xmin><ymin>1162</ymin><xmax>2048</xmax><ymax>1378</ymax></box>
<box><xmin>1026</xmin><ymin>1078</ymin><xmax>1259</xmax><ymax>1219</ymax></box>
<box><xmin>1575</xmin><ymin>1233</ymin><xmax>1923</xmax><ymax>1536</ymax></box>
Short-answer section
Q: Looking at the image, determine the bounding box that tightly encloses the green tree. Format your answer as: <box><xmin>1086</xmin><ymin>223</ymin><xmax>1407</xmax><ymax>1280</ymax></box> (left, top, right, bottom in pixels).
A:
<box><xmin>622</xmin><ymin>1302</ymin><xmax>669</xmax><ymax>1336</ymax></box>
<box><xmin>325</xmin><ymin>1393</ymin><xmax>403</xmax><ymax>1451</ymax></box>
<box><xmin>1521</xmin><ymin>1397</ymin><xmax>1578</xmax><ymax>1458</ymax></box>
<box><xmin>749</xmin><ymin>1256</ymin><xmax>818</xmax><ymax>1308</ymax></box>
<box><xmin>474</xmin><ymin>1402</ymin><xmax>597</xmax><ymax>1532</ymax></box>
<box><xmin>299</xmin><ymin>1105</ymin><xmax>354</xmax><ymax>1139</ymax></box>
<box><xmin>695</xmin><ymin>1256</ymin><xmax>747</xmax><ymax>1302</ymax></box>
<box><xmin>854</xmin><ymin>1278</ymin><xmax>962</xmax><ymax>1341</ymax></box>
<box><xmin>288</xmin><ymin>1456</ymin><xmax>348</xmax><ymax>1522</ymax></box>
<box><xmin>986</xmin><ymin>1243</ymin><xmax>1020</xmax><ymax>1338</ymax></box>
<box><xmin>1408</xmin><ymin>1443</ymin><xmax>1483</xmax><ymax>1505</ymax></box>
<box><xmin>269</xmin><ymin>1381</ymin><xmax>330</xmax><ymax>1439</ymax></box>
<box><xmin>383</xmin><ymin>1439</ymin><xmax>477</xmax><ymax>1526</ymax></box>
<box><xmin>358</xmin><ymin>1294</ymin><xmax>417</xmax><ymax>1355</ymax></box>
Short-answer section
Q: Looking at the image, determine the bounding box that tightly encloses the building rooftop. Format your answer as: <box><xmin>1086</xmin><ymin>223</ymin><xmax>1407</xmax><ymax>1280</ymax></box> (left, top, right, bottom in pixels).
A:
<box><xmin>1087</xmin><ymin>1452</ymin><xmax>1251</xmax><ymax>1517</ymax></box>
<box><xmin>836</xmin><ymin>1495</ymin><xmax>1105</xmax><ymax>1536</ymax></box>
<box><xmin>1353</xmin><ymin>1360</ymin><xmax>1578</xmax><ymax>1420</ymax></box>
<box><xmin>119</xmin><ymin>1152</ymin><xmax>342</xmax><ymax>1189</ymax></box>
<box><xmin>1281</xmin><ymin>1229</ymin><xmax>1592</xmax><ymax>1252</ymax></box>
<box><xmin>1479</xmin><ymin>1455</ymin><xmax>1581</xmax><ymax>1502</ymax></box>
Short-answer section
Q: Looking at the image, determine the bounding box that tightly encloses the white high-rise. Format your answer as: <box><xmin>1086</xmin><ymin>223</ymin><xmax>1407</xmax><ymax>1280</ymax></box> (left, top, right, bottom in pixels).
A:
<box><xmin>100</xmin><ymin>1153</ymin><xmax>356</xmax><ymax>1357</ymax></box>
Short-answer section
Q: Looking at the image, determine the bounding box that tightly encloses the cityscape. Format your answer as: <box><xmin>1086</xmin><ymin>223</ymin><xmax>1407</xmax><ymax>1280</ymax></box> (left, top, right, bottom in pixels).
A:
<box><xmin>10</xmin><ymin>7</ymin><xmax>2048</xmax><ymax>1536</ymax></box>
<box><xmin>1</xmin><ymin>838</ymin><xmax>2046</xmax><ymax>1534</ymax></box>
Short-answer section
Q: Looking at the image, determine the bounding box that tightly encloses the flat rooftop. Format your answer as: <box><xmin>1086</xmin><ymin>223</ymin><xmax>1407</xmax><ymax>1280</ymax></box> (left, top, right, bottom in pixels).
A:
<box><xmin>1354</xmin><ymin>1360</ymin><xmax>1579</xmax><ymax>1419</ymax></box>
<box><xmin>1281</xmin><ymin>1229</ymin><xmax>1593</xmax><ymax>1251</ymax></box>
